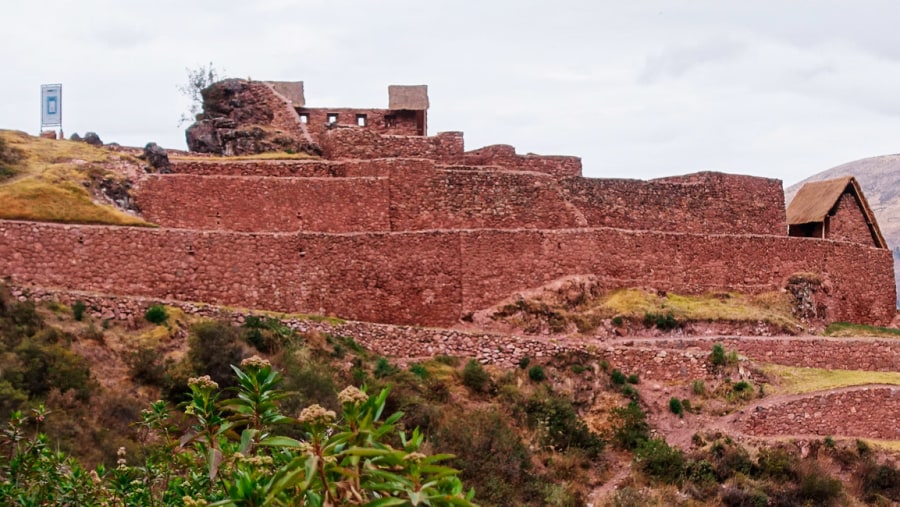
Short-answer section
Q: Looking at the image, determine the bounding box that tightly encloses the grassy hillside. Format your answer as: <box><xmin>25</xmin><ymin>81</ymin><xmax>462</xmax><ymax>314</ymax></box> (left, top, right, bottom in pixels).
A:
<box><xmin>0</xmin><ymin>130</ymin><xmax>151</xmax><ymax>226</ymax></box>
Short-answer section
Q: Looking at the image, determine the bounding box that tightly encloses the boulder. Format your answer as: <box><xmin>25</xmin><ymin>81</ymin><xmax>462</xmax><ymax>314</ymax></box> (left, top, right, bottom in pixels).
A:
<box><xmin>141</xmin><ymin>142</ymin><xmax>171</xmax><ymax>174</ymax></box>
<box><xmin>185</xmin><ymin>79</ymin><xmax>320</xmax><ymax>156</ymax></box>
<box><xmin>83</xmin><ymin>132</ymin><xmax>103</xmax><ymax>146</ymax></box>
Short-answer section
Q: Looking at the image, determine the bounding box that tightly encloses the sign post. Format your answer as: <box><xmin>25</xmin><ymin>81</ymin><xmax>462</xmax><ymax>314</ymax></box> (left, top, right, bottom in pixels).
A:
<box><xmin>40</xmin><ymin>84</ymin><xmax>62</xmax><ymax>137</ymax></box>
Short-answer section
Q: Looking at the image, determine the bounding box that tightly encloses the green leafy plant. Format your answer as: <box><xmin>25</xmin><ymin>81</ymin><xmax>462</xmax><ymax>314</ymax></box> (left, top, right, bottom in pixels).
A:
<box><xmin>668</xmin><ymin>397</ymin><xmax>683</xmax><ymax>417</ymax></box>
<box><xmin>528</xmin><ymin>365</ymin><xmax>546</xmax><ymax>382</ymax></box>
<box><xmin>461</xmin><ymin>360</ymin><xmax>492</xmax><ymax>394</ymax></box>
<box><xmin>144</xmin><ymin>304</ymin><xmax>168</xmax><ymax>325</ymax></box>
<box><xmin>72</xmin><ymin>300</ymin><xmax>87</xmax><ymax>321</ymax></box>
<box><xmin>610</xmin><ymin>369</ymin><xmax>627</xmax><ymax>385</ymax></box>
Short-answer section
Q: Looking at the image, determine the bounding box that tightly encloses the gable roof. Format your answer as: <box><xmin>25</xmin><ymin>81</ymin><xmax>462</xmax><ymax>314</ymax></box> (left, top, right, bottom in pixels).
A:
<box><xmin>388</xmin><ymin>85</ymin><xmax>429</xmax><ymax>110</ymax></box>
<box><xmin>786</xmin><ymin>176</ymin><xmax>887</xmax><ymax>248</ymax></box>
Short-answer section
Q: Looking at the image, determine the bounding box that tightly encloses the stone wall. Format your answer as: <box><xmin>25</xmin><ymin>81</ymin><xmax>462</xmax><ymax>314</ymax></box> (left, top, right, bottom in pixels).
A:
<box><xmin>144</xmin><ymin>165</ymin><xmax>788</xmax><ymax>236</ymax></box>
<box><xmin>740</xmin><ymin>387</ymin><xmax>900</xmax><ymax>440</ymax></box>
<box><xmin>136</xmin><ymin>175</ymin><xmax>392</xmax><ymax>232</ymax></box>
<box><xmin>829</xmin><ymin>191</ymin><xmax>876</xmax><ymax>246</ymax></box>
<box><xmin>321</xmin><ymin>129</ymin><xmax>464</xmax><ymax>160</ymax></box>
<box><xmin>561</xmin><ymin>172</ymin><xmax>787</xmax><ymax>236</ymax></box>
<box><xmin>1</xmin><ymin>220</ymin><xmax>894</xmax><ymax>326</ymax></box>
<box><xmin>458</xmin><ymin>229</ymin><xmax>895</xmax><ymax>325</ymax></box>
<box><xmin>459</xmin><ymin>144</ymin><xmax>582</xmax><ymax>177</ymax></box>
<box><xmin>295</xmin><ymin>108</ymin><xmax>420</xmax><ymax>140</ymax></box>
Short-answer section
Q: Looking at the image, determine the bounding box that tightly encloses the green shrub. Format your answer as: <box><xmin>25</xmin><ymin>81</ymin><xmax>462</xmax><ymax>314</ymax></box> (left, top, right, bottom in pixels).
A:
<box><xmin>186</xmin><ymin>320</ymin><xmax>243</xmax><ymax>389</ymax></box>
<box><xmin>859</xmin><ymin>461</ymin><xmax>900</xmax><ymax>502</ymax></box>
<box><xmin>461</xmin><ymin>360</ymin><xmax>492</xmax><ymax>394</ymax></box>
<box><xmin>668</xmin><ymin>397</ymin><xmax>683</xmax><ymax>417</ymax></box>
<box><xmin>611</xmin><ymin>369</ymin><xmax>627</xmax><ymax>385</ymax></box>
<box><xmin>409</xmin><ymin>363</ymin><xmax>429</xmax><ymax>379</ymax></box>
<box><xmin>755</xmin><ymin>447</ymin><xmax>798</xmax><ymax>481</ymax></box>
<box><xmin>795</xmin><ymin>464</ymin><xmax>843</xmax><ymax>505</ymax></box>
<box><xmin>518</xmin><ymin>356</ymin><xmax>531</xmax><ymax>369</ymax></box>
<box><xmin>611</xmin><ymin>316</ymin><xmax>624</xmax><ymax>328</ymax></box>
<box><xmin>620</xmin><ymin>384</ymin><xmax>640</xmax><ymax>400</ymax></box>
<box><xmin>570</xmin><ymin>364</ymin><xmax>587</xmax><ymax>374</ymax></box>
<box><xmin>627</xmin><ymin>373</ymin><xmax>640</xmax><ymax>384</ymax></box>
<box><xmin>643</xmin><ymin>311</ymin><xmax>679</xmax><ymax>330</ymax></box>
<box><xmin>144</xmin><ymin>304</ymin><xmax>168</xmax><ymax>325</ymax></box>
<box><xmin>634</xmin><ymin>438</ymin><xmax>684</xmax><ymax>484</ymax></box>
<box><xmin>609</xmin><ymin>400</ymin><xmax>650</xmax><ymax>450</ymax></box>
<box><xmin>528</xmin><ymin>365</ymin><xmax>546</xmax><ymax>382</ymax></box>
<box><xmin>525</xmin><ymin>393</ymin><xmax>605</xmax><ymax>458</ymax></box>
<box><xmin>6</xmin><ymin>337</ymin><xmax>93</xmax><ymax>401</ymax></box>
<box><xmin>710</xmin><ymin>343</ymin><xmax>727</xmax><ymax>366</ymax></box>
<box><xmin>435</xmin><ymin>409</ymin><xmax>535</xmax><ymax>505</ymax></box>
<box><xmin>72</xmin><ymin>300</ymin><xmax>86</xmax><ymax>321</ymax></box>
<box><xmin>126</xmin><ymin>346</ymin><xmax>168</xmax><ymax>386</ymax></box>
<box><xmin>373</xmin><ymin>357</ymin><xmax>399</xmax><ymax>379</ymax></box>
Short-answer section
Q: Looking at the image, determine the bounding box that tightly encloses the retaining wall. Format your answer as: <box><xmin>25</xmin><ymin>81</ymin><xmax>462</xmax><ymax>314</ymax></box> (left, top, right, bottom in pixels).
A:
<box><xmin>1</xmin><ymin>221</ymin><xmax>894</xmax><ymax>326</ymax></box>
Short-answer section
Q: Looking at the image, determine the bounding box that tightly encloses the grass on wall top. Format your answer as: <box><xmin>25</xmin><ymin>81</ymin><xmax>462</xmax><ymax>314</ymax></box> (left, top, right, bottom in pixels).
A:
<box><xmin>0</xmin><ymin>130</ymin><xmax>151</xmax><ymax>226</ymax></box>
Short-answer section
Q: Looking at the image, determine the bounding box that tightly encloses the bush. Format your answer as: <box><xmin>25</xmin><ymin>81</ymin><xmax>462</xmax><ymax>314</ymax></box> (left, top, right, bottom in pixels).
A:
<box><xmin>409</xmin><ymin>363</ymin><xmax>429</xmax><ymax>379</ymax></box>
<box><xmin>859</xmin><ymin>461</ymin><xmax>900</xmax><ymax>502</ymax></box>
<box><xmin>434</xmin><ymin>354</ymin><xmax>460</xmax><ymax>367</ymax></box>
<box><xmin>6</xmin><ymin>337</ymin><xmax>93</xmax><ymax>401</ymax></box>
<box><xmin>525</xmin><ymin>393</ymin><xmax>605</xmax><ymax>458</ymax></box>
<box><xmin>373</xmin><ymin>357</ymin><xmax>399</xmax><ymax>379</ymax></box>
<box><xmin>518</xmin><ymin>356</ymin><xmax>531</xmax><ymax>369</ymax></box>
<box><xmin>434</xmin><ymin>409</ymin><xmax>536</xmax><ymax>505</ymax></box>
<box><xmin>528</xmin><ymin>365</ymin><xmax>546</xmax><ymax>382</ymax></box>
<box><xmin>692</xmin><ymin>379</ymin><xmax>706</xmax><ymax>395</ymax></box>
<box><xmin>609</xmin><ymin>401</ymin><xmax>650</xmax><ymax>450</ymax></box>
<box><xmin>669</xmin><ymin>397</ymin><xmax>683</xmax><ymax>417</ymax></box>
<box><xmin>72</xmin><ymin>300</ymin><xmax>86</xmax><ymax>321</ymax></box>
<box><xmin>461</xmin><ymin>360</ymin><xmax>492</xmax><ymax>394</ymax></box>
<box><xmin>627</xmin><ymin>373</ymin><xmax>640</xmax><ymax>384</ymax></box>
<box><xmin>755</xmin><ymin>447</ymin><xmax>798</xmax><ymax>481</ymax></box>
<box><xmin>144</xmin><ymin>304</ymin><xmax>168</xmax><ymax>325</ymax></box>
<box><xmin>795</xmin><ymin>464</ymin><xmax>843</xmax><ymax>505</ymax></box>
<box><xmin>710</xmin><ymin>343</ymin><xmax>727</xmax><ymax>366</ymax></box>
<box><xmin>644</xmin><ymin>311</ymin><xmax>679</xmax><ymax>330</ymax></box>
<box><xmin>126</xmin><ymin>346</ymin><xmax>168</xmax><ymax>386</ymax></box>
<box><xmin>634</xmin><ymin>438</ymin><xmax>684</xmax><ymax>484</ymax></box>
<box><xmin>610</xmin><ymin>369</ymin><xmax>627</xmax><ymax>385</ymax></box>
<box><xmin>186</xmin><ymin>320</ymin><xmax>243</xmax><ymax>389</ymax></box>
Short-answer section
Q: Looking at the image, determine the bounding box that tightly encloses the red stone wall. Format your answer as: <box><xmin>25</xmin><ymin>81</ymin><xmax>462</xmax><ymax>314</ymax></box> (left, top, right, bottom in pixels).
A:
<box><xmin>149</xmin><ymin>165</ymin><xmax>786</xmax><ymax>236</ymax></box>
<box><xmin>459</xmin><ymin>230</ymin><xmax>895</xmax><ymax>325</ymax></box>
<box><xmin>828</xmin><ymin>192</ymin><xmax>876</xmax><ymax>246</ymax></box>
<box><xmin>386</xmin><ymin>167</ymin><xmax>584</xmax><ymax>230</ymax></box>
<box><xmin>321</xmin><ymin>129</ymin><xmax>464</xmax><ymax>160</ymax></box>
<box><xmin>136</xmin><ymin>175</ymin><xmax>392</xmax><ymax>232</ymax></box>
<box><xmin>740</xmin><ymin>387</ymin><xmax>900</xmax><ymax>440</ymax></box>
<box><xmin>1</xmin><ymin>220</ymin><xmax>894</xmax><ymax>326</ymax></box>
<box><xmin>295</xmin><ymin>108</ymin><xmax>420</xmax><ymax>141</ymax></box>
<box><xmin>561</xmin><ymin>172</ymin><xmax>787</xmax><ymax>235</ymax></box>
<box><xmin>170</xmin><ymin>160</ymin><xmax>340</xmax><ymax>177</ymax></box>
<box><xmin>460</xmin><ymin>145</ymin><xmax>582</xmax><ymax>177</ymax></box>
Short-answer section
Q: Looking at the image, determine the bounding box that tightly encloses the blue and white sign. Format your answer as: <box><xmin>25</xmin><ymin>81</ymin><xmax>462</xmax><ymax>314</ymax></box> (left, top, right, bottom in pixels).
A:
<box><xmin>40</xmin><ymin>84</ymin><xmax>62</xmax><ymax>128</ymax></box>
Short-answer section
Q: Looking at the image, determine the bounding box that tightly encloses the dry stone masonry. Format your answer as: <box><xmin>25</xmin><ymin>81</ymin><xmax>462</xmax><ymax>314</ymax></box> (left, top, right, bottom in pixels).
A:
<box><xmin>0</xmin><ymin>80</ymin><xmax>895</xmax><ymax>327</ymax></box>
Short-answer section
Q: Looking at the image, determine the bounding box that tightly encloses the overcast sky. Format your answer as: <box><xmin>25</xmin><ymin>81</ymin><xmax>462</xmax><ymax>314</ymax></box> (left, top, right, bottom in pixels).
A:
<box><xmin>4</xmin><ymin>1</ymin><xmax>900</xmax><ymax>186</ymax></box>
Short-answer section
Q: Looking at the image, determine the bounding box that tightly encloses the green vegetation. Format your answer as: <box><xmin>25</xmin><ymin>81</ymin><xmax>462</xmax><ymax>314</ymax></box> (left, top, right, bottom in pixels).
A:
<box><xmin>761</xmin><ymin>364</ymin><xmax>900</xmax><ymax>395</ymax></box>
<box><xmin>0</xmin><ymin>130</ymin><xmax>152</xmax><ymax>226</ymax></box>
<box><xmin>143</xmin><ymin>304</ymin><xmax>168</xmax><ymax>324</ymax></box>
<box><xmin>71</xmin><ymin>299</ymin><xmax>86</xmax><ymax>321</ymax></box>
<box><xmin>527</xmin><ymin>365</ymin><xmax>546</xmax><ymax>382</ymax></box>
<box><xmin>461</xmin><ymin>359</ymin><xmax>492</xmax><ymax>394</ymax></box>
<box><xmin>0</xmin><ymin>362</ymin><xmax>476</xmax><ymax>506</ymax></box>
<box><xmin>824</xmin><ymin>321</ymin><xmax>900</xmax><ymax>338</ymax></box>
<box><xmin>668</xmin><ymin>397</ymin><xmax>684</xmax><ymax>417</ymax></box>
<box><xmin>492</xmin><ymin>287</ymin><xmax>800</xmax><ymax>335</ymax></box>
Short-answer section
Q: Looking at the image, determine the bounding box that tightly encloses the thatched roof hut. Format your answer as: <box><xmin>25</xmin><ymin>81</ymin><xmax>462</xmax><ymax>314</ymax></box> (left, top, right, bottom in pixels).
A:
<box><xmin>786</xmin><ymin>176</ymin><xmax>886</xmax><ymax>248</ymax></box>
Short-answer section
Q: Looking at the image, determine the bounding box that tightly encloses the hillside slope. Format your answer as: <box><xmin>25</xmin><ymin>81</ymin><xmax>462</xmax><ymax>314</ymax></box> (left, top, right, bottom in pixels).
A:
<box><xmin>786</xmin><ymin>153</ymin><xmax>900</xmax><ymax>305</ymax></box>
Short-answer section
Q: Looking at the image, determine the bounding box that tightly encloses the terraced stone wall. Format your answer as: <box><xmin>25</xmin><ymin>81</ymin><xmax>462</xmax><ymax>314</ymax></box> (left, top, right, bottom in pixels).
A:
<box><xmin>1</xmin><ymin>221</ymin><xmax>893</xmax><ymax>326</ymax></box>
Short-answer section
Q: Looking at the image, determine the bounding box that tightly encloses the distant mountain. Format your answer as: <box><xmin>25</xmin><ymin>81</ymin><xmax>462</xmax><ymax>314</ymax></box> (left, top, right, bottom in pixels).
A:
<box><xmin>785</xmin><ymin>153</ymin><xmax>900</xmax><ymax>306</ymax></box>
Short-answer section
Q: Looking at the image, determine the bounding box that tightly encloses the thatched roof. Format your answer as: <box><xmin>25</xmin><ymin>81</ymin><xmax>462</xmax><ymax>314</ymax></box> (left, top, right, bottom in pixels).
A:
<box><xmin>388</xmin><ymin>85</ymin><xmax>429</xmax><ymax>110</ymax></box>
<box><xmin>787</xmin><ymin>176</ymin><xmax>887</xmax><ymax>248</ymax></box>
<box><xmin>265</xmin><ymin>81</ymin><xmax>305</xmax><ymax>106</ymax></box>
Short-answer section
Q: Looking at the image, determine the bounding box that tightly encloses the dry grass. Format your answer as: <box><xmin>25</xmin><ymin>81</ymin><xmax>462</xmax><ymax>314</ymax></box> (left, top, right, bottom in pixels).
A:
<box><xmin>600</xmin><ymin>289</ymin><xmax>797</xmax><ymax>327</ymax></box>
<box><xmin>0</xmin><ymin>130</ymin><xmax>152</xmax><ymax>226</ymax></box>
<box><xmin>824</xmin><ymin>322</ymin><xmax>900</xmax><ymax>338</ymax></box>
<box><xmin>761</xmin><ymin>364</ymin><xmax>900</xmax><ymax>395</ymax></box>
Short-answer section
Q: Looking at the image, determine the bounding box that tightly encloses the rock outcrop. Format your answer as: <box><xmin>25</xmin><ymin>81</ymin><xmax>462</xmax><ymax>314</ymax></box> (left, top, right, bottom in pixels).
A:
<box><xmin>185</xmin><ymin>79</ymin><xmax>320</xmax><ymax>156</ymax></box>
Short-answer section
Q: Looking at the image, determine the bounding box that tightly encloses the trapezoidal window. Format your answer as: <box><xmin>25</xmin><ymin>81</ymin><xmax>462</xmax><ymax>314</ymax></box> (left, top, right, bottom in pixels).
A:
<box><xmin>356</xmin><ymin>114</ymin><xmax>367</xmax><ymax>126</ymax></box>
<box><xmin>299</xmin><ymin>113</ymin><xmax>309</xmax><ymax>124</ymax></box>
<box><xmin>327</xmin><ymin>113</ymin><xmax>338</xmax><ymax>124</ymax></box>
